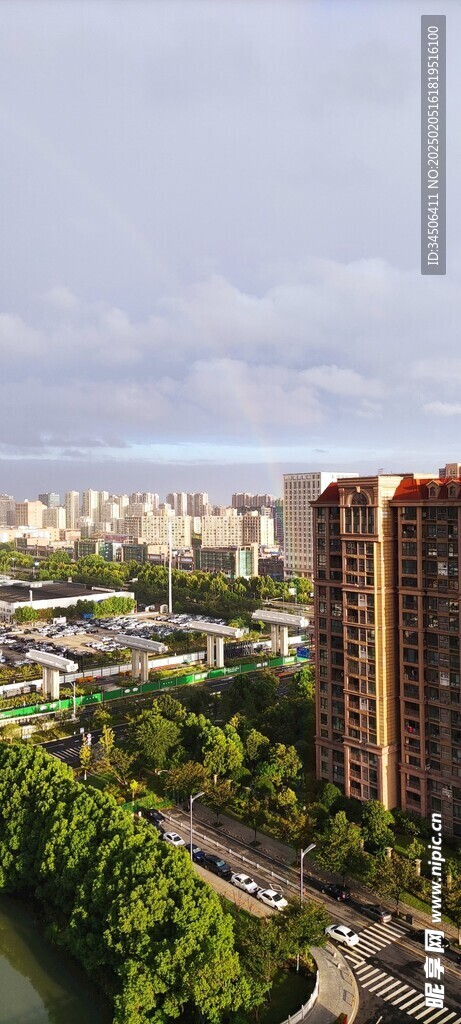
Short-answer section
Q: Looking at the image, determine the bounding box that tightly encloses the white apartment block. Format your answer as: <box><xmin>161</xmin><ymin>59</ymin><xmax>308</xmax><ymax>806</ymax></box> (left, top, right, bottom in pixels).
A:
<box><xmin>43</xmin><ymin>506</ymin><xmax>66</xmax><ymax>529</ymax></box>
<box><xmin>241</xmin><ymin>511</ymin><xmax>274</xmax><ymax>547</ymax></box>
<box><xmin>283</xmin><ymin>471</ymin><xmax>357</xmax><ymax>577</ymax></box>
<box><xmin>65</xmin><ymin>491</ymin><xmax>79</xmax><ymax>530</ymax></box>
<box><xmin>201</xmin><ymin>511</ymin><xmax>242</xmax><ymax>548</ymax></box>
<box><xmin>124</xmin><ymin>513</ymin><xmax>192</xmax><ymax>548</ymax></box>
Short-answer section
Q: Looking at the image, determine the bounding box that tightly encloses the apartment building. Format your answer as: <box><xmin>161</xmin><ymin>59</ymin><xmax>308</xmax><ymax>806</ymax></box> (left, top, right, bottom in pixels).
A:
<box><xmin>313</xmin><ymin>467</ymin><xmax>461</xmax><ymax>837</ymax></box>
<box><xmin>284</xmin><ymin>472</ymin><xmax>357</xmax><ymax>578</ymax></box>
<box><xmin>201</xmin><ymin>511</ymin><xmax>242</xmax><ymax>548</ymax></box>
<box><xmin>15</xmin><ymin>500</ymin><xmax>46</xmax><ymax>529</ymax></box>
<box><xmin>65</xmin><ymin>491</ymin><xmax>80</xmax><ymax>530</ymax></box>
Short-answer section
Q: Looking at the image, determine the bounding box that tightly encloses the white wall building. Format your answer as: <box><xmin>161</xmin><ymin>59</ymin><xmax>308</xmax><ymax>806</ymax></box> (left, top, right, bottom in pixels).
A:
<box><xmin>283</xmin><ymin>471</ymin><xmax>358</xmax><ymax>577</ymax></box>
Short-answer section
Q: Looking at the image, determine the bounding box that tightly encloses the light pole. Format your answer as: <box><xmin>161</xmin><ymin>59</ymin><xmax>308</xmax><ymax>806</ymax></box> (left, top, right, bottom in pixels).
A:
<box><xmin>189</xmin><ymin>790</ymin><xmax>205</xmax><ymax>858</ymax></box>
<box><xmin>300</xmin><ymin>843</ymin><xmax>316</xmax><ymax>904</ymax></box>
<box><xmin>297</xmin><ymin>842</ymin><xmax>316</xmax><ymax>973</ymax></box>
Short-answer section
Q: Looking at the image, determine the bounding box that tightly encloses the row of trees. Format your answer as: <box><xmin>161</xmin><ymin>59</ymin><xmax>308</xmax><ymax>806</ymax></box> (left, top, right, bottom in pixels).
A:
<box><xmin>0</xmin><ymin>743</ymin><xmax>252</xmax><ymax>1023</ymax></box>
<box><xmin>0</xmin><ymin>741</ymin><xmax>332</xmax><ymax>1022</ymax></box>
<box><xmin>4</xmin><ymin>548</ymin><xmax>312</xmax><ymax>621</ymax></box>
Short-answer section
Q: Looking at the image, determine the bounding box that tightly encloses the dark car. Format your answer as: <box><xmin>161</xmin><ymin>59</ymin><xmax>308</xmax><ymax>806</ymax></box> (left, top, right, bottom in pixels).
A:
<box><xmin>321</xmin><ymin>882</ymin><xmax>351</xmax><ymax>902</ymax></box>
<box><xmin>362</xmin><ymin>903</ymin><xmax>392</xmax><ymax>924</ymax></box>
<box><xmin>139</xmin><ymin>807</ymin><xmax>165</xmax><ymax>825</ymax></box>
<box><xmin>189</xmin><ymin>845</ymin><xmax>206</xmax><ymax>864</ymax></box>
<box><xmin>202</xmin><ymin>854</ymin><xmax>232</xmax><ymax>880</ymax></box>
<box><xmin>409</xmin><ymin>928</ymin><xmax>451</xmax><ymax>950</ymax></box>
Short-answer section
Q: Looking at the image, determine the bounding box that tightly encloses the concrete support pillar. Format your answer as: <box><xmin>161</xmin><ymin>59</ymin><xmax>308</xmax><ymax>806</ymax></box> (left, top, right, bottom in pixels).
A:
<box><xmin>215</xmin><ymin>636</ymin><xmax>224</xmax><ymax>669</ymax></box>
<box><xmin>131</xmin><ymin>650</ymin><xmax>140</xmax><ymax>679</ymax></box>
<box><xmin>206</xmin><ymin>635</ymin><xmax>215</xmax><ymax>667</ymax></box>
<box><xmin>139</xmin><ymin>651</ymin><xmax>149</xmax><ymax>683</ymax></box>
<box><xmin>43</xmin><ymin>667</ymin><xmax>60</xmax><ymax>699</ymax></box>
<box><xmin>270</xmin><ymin>625</ymin><xmax>279</xmax><ymax>655</ymax></box>
<box><xmin>279</xmin><ymin>625</ymin><xmax>289</xmax><ymax>658</ymax></box>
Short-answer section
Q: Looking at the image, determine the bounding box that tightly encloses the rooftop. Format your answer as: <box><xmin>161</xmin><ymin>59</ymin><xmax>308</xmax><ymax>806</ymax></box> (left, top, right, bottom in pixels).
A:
<box><xmin>0</xmin><ymin>580</ymin><xmax>125</xmax><ymax>604</ymax></box>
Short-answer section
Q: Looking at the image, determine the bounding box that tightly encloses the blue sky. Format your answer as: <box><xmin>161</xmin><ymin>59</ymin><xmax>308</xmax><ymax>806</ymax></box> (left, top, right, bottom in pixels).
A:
<box><xmin>0</xmin><ymin>0</ymin><xmax>459</xmax><ymax>501</ymax></box>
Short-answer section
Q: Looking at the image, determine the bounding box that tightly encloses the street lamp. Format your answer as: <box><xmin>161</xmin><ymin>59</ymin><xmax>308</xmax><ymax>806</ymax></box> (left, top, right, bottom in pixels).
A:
<box><xmin>297</xmin><ymin>842</ymin><xmax>316</xmax><ymax>974</ymax></box>
<box><xmin>300</xmin><ymin>843</ymin><xmax>316</xmax><ymax>904</ymax></box>
<box><xmin>189</xmin><ymin>790</ymin><xmax>205</xmax><ymax>858</ymax></box>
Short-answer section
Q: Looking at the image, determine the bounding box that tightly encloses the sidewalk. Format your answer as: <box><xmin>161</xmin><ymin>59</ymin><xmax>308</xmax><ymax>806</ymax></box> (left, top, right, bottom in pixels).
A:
<box><xmin>308</xmin><ymin>944</ymin><xmax>359</xmax><ymax>1024</ymax></box>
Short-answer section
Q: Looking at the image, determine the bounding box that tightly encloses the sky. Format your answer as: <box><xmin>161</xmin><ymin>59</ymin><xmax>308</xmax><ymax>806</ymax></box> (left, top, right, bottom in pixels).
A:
<box><xmin>0</xmin><ymin>0</ymin><xmax>460</xmax><ymax>502</ymax></box>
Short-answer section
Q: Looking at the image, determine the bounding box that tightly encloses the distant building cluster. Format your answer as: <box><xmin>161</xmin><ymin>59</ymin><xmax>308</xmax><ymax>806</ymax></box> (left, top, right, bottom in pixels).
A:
<box><xmin>0</xmin><ymin>489</ymin><xmax>284</xmax><ymax>581</ymax></box>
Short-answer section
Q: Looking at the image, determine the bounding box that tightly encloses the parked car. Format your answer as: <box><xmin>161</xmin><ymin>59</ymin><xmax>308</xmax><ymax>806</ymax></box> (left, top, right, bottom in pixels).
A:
<box><xmin>190</xmin><ymin>845</ymin><xmax>206</xmax><ymax>863</ymax></box>
<box><xmin>139</xmin><ymin>807</ymin><xmax>165</xmax><ymax>825</ymax></box>
<box><xmin>163</xmin><ymin>832</ymin><xmax>186</xmax><ymax>848</ymax></box>
<box><xmin>362</xmin><ymin>903</ymin><xmax>392</xmax><ymax>925</ymax></box>
<box><xmin>321</xmin><ymin>882</ymin><xmax>351</xmax><ymax>902</ymax></box>
<box><xmin>202</xmin><ymin>854</ymin><xmax>232</xmax><ymax>880</ymax></box>
<box><xmin>230</xmin><ymin>873</ymin><xmax>259</xmax><ymax>895</ymax></box>
<box><xmin>256</xmin><ymin>888</ymin><xmax>288</xmax><ymax>911</ymax></box>
<box><xmin>325</xmin><ymin>924</ymin><xmax>360</xmax><ymax>948</ymax></box>
<box><xmin>409</xmin><ymin>928</ymin><xmax>450</xmax><ymax>950</ymax></box>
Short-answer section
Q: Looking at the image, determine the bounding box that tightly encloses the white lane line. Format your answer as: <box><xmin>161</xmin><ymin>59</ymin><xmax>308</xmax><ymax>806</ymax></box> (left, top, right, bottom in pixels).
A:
<box><xmin>400</xmin><ymin>992</ymin><xmax>428</xmax><ymax>1012</ymax></box>
<box><xmin>361</xmin><ymin>971</ymin><xmax>388</xmax><ymax>989</ymax></box>
<box><xmin>384</xmin><ymin>983</ymin><xmax>413</xmax><ymax>1002</ymax></box>
<box><xmin>356</xmin><ymin>965</ymin><xmax>380</xmax><ymax>980</ymax></box>
<box><xmin>379</xmin><ymin>978</ymin><xmax>408</xmax><ymax>998</ymax></box>
<box><xmin>414</xmin><ymin>1011</ymin><xmax>457</xmax><ymax>1024</ymax></box>
<box><xmin>392</xmin><ymin>987</ymin><xmax>416</xmax><ymax>1005</ymax></box>
<box><xmin>368</xmin><ymin>975</ymin><xmax>400</xmax><ymax>995</ymax></box>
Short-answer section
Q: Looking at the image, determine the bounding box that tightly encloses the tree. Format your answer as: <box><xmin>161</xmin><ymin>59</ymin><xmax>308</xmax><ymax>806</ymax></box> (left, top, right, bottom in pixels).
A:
<box><xmin>443</xmin><ymin>878</ymin><xmax>461</xmax><ymax>943</ymax></box>
<box><xmin>79</xmin><ymin>742</ymin><xmax>92</xmax><ymax>780</ymax></box>
<box><xmin>206</xmin><ymin>778</ymin><xmax>232</xmax><ymax>826</ymax></box>
<box><xmin>280</xmin><ymin>900</ymin><xmax>329</xmax><ymax>958</ymax></box>
<box><xmin>129</xmin><ymin>706</ymin><xmax>181</xmax><ymax>770</ymax></box>
<box><xmin>315</xmin><ymin>811</ymin><xmax>365</xmax><ymax>884</ymax></box>
<box><xmin>361</xmin><ymin>800</ymin><xmax>395</xmax><ymax>853</ymax></box>
<box><xmin>14</xmin><ymin>605</ymin><xmax>38</xmax><ymax>623</ymax></box>
<box><xmin>165</xmin><ymin>761</ymin><xmax>208</xmax><ymax>802</ymax></box>
<box><xmin>367</xmin><ymin>854</ymin><xmax>417</xmax><ymax>914</ymax></box>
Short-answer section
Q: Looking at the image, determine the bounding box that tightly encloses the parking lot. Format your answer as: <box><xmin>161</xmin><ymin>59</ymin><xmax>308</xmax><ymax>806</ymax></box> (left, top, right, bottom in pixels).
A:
<box><xmin>0</xmin><ymin>612</ymin><xmax>224</xmax><ymax>671</ymax></box>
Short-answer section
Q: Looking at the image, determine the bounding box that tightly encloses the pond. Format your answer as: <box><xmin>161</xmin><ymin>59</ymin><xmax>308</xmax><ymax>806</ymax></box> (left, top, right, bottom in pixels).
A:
<box><xmin>0</xmin><ymin>895</ymin><xmax>112</xmax><ymax>1024</ymax></box>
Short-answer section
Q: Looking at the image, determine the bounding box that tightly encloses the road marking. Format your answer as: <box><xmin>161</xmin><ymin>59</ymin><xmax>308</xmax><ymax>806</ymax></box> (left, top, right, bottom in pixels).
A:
<box><xmin>361</xmin><ymin>971</ymin><xmax>388</xmax><ymax>989</ymax></box>
<box><xmin>383</xmin><ymin>983</ymin><xmax>413</xmax><ymax>1001</ymax></box>
<box><xmin>400</xmin><ymin>993</ymin><xmax>427</xmax><ymax>1011</ymax></box>
<box><xmin>392</xmin><ymin>987</ymin><xmax>417</xmax><ymax>1005</ymax></box>
<box><xmin>415</xmin><ymin>1011</ymin><xmax>458</xmax><ymax>1024</ymax></box>
<box><xmin>368</xmin><ymin>975</ymin><xmax>402</xmax><ymax>995</ymax></box>
<box><xmin>410</xmin><ymin>1002</ymin><xmax>437</xmax><ymax>1019</ymax></box>
<box><xmin>356</xmin><ymin>964</ymin><xmax>380</xmax><ymax>980</ymax></box>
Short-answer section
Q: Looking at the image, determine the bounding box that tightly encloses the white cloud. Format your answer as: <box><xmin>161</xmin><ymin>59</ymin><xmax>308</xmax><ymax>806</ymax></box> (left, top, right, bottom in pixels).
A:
<box><xmin>423</xmin><ymin>402</ymin><xmax>461</xmax><ymax>417</ymax></box>
<box><xmin>41</xmin><ymin>286</ymin><xmax>79</xmax><ymax>311</ymax></box>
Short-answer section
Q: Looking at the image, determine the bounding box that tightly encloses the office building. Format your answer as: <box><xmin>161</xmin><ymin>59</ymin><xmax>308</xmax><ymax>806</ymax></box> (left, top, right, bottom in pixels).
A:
<box><xmin>284</xmin><ymin>471</ymin><xmax>357</xmax><ymax>578</ymax></box>
<box><xmin>38</xmin><ymin>492</ymin><xmax>60</xmax><ymax>508</ymax></box>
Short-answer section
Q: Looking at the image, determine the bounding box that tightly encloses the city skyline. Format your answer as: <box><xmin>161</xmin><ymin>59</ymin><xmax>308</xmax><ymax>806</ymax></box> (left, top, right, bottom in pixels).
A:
<box><xmin>1</xmin><ymin>0</ymin><xmax>460</xmax><ymax>495</ymax></box>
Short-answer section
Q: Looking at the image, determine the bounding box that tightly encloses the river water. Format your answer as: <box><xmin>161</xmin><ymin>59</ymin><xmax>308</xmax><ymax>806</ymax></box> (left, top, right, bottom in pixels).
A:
<box><xmin>0</xmin><ymin>895</ymin><xmax>112</xmax><ymax>1024</ymax></box>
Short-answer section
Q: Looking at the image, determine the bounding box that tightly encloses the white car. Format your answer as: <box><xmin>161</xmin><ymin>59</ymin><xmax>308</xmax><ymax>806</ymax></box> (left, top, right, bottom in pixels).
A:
<box><xmin>256</xmin><ymin>888</ymin><xmax>288</xmax><ymax>911</ymax></box>
<box><xmin>325</xmin><ymin>924</ymin><xmax>360</xmax><ymax>948</ymax></box>
<box><xmin>162</xmin><ymin>832</ymin><xmax>186</xmax><ymax>848</ymax></box>
<box><xmin>230</xmin><ymin>873</ymin><xmax>259</xmax><ymax>895</ymax></box>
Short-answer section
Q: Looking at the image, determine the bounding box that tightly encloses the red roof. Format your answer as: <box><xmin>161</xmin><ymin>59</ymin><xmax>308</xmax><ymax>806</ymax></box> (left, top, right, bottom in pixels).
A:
<box><xmin>391</xmin><ymin>477</ymin><xmax>461</xmax><ymax>502</ymax></box>
<box><xmin>312</xmin><ymin>482</ymin><xmax>340</xmax><ymax>504</ymax></box>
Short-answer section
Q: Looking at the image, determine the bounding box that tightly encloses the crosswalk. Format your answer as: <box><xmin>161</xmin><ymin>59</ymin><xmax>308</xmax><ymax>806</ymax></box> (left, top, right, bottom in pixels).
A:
<box><xmin>52</xmin><ymin>744</ymin><xmax>80</xmax><ymax>765</ymax></box>
<box><xmin>343</xmin><ymin>919</ymin><xmax>407</xmax><ymax>968</ymax></box>
<box><xmin>343</xmin><ymin>921</ymin><xmax>461</xmax><ymax>1024</ymax></box>
<box><xmin>351</xmin><ymin>961</ymin><xmax>461</xmax><ymax>1024</ymax></box>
